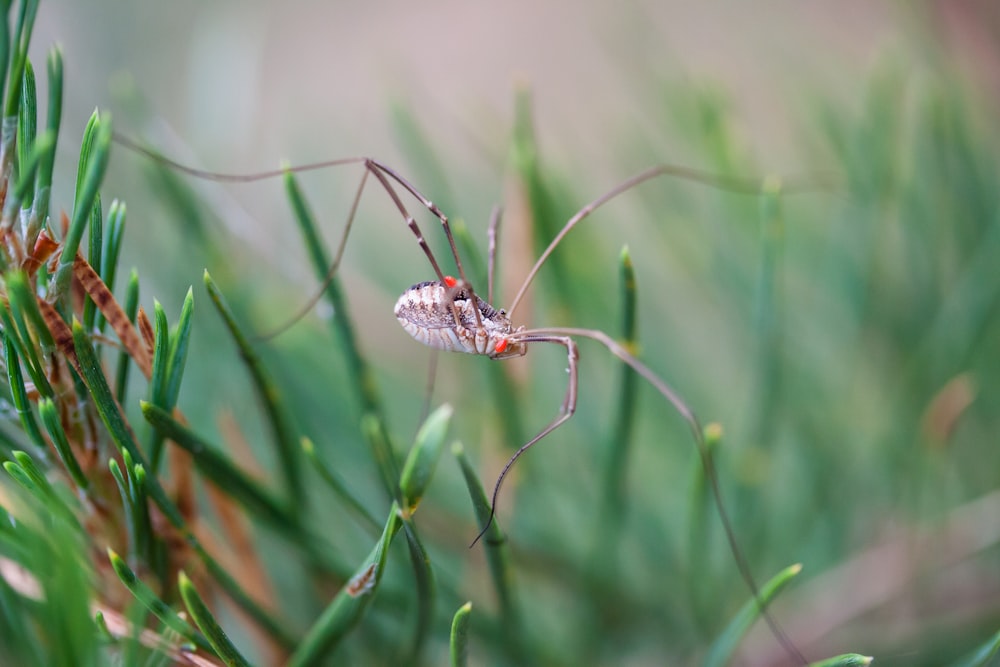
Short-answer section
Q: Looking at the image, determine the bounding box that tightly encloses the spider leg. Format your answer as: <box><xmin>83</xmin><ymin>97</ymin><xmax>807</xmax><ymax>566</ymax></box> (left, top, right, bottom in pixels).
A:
<box><xmin>470</xmin><ymin>334</ymin><xmax>578</xmax><ymax>547</ymax></box>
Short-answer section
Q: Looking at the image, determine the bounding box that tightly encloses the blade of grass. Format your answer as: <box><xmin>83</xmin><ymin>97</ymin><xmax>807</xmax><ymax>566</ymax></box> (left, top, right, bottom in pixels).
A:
<box><xmin>395</xmin><ymin>405</ymin><xmax>452</xmax><ymax>662</ymax></box>
<box><xmin>285</xmin><ymin>505</ymin><xmax>403</xmax><ymax>667</ymax></box>
<box><xmin>949</xmin><ymin>627</ymin><xmax>1000</xmax><ymax>667</ymax></box>
<box><xmin>107</xmin><ymin>548</ymin><xmax>211</xmax><ymax>652</ymax></box>
<box><xmin>178</xmin><ymin>571</ymin><xmax>252</xmax><ymax>667</ymax></box>
<box><xmin>114</xmin><ymin>268</ymin><xmax>140</xmax><ymax>404</ymax></box>
<box><xmin>55</xmin><ymin>111</ymin><xmax>111</xmax><ymax>307</ymax></box>
<box><xmin>702</xmin><ymin>563</ymin><xmax>802</xmax><ymax>667</ymax></box>
<box><xmin>283</xmin><ymin>170</ymin><xmax>400</xmax><ymax>498</ymax></box>
<box><xmin>203</xmin><ymin>269</ymin><xmax>301</xmax><ymax>504</ymax></box>
<box><xmin>808</xmin><ymin>656</ymin><xmax>873</xmax><ymax>667</ymax></box>
<box><xmin>67</xmin><ymin>319</ymin><xmax>297</xmax><ymax>648</ymax></box>
<box><xmin>97</xmin><ymin>199</ymin><xmax>126</xmax><ymax>333</ymax></box>
<box><xmin>449</xmin><ymin>602</ymin><xmax>472</xmax><ymax>667</ymax></box>
<box><xmin>38</xmin><ymin>397</ymin><xmax>87</xmax><ymax>491</ymax></box>
<box><xmin>3</xmin><ymin>333</ymin><xmax>48</xmax><ymax>459</ymax></box>
<box><xmin>453</xmin><ymin>442</ymin><xmax>523</xmax><ymax>662</ymax></box>
<box><xmin>29</xmin><ymin>45</ymin><xmax>61</xmax><ymax>238</ymax></box>
<box><xmin>140</xmin><ymin>401</ymin><xmax>297</xmax><ymax>534</ymax></box>
<box><xmin>301</xmin><ymin>437</ymin><xmax>381</xmax><ymax>534</ymax></box>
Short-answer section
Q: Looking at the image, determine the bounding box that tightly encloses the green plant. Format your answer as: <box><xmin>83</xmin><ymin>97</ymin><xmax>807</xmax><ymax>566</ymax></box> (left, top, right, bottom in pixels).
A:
<box><xmin>0</xmin><ymin>1</ymin><xmax>997</xmax><ymax>666</ymax></box>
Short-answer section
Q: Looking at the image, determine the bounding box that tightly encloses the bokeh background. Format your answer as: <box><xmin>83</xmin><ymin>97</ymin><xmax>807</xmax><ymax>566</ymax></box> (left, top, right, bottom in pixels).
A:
<box><xmin>25</xmin><ymin>1</ymin><xmax>1000</xmax><ymax>665</ymax></box>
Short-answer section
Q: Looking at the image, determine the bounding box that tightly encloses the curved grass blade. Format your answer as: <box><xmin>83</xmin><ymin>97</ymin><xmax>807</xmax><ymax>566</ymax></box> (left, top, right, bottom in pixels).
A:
<box><xmin>808</xmin><ymin>655</ymin><xmax>873</xmax><ymax>667</ymax></box>
<box><xmin>397</xmin><ymin>404</ymin><xmax>452</xmax><ymax>663</ymax></box>
<box><xmin>4</xmin><ymin>270</ymin><xmax>54</xmax><ymax>397</ymax></box>
<box><xmin>2</xmin><ymin>0</ymin><xmax>37</xmax><ymax>119</ymax></box>
<box><xmin>394</xmin><ymin>406</ymin><xmax>454</xmax><ymax>662</ymax></box>
<box><xmin>38</xmin><ymin>397</ymin><xmax>87</xmax><ymax>490</ymax></box>
<box><xmin>30</xmin><ymin>46</ymin><xmax>61</xmax><ymax>234</ymax></box>
<box><xmin>97</xmin><ymin>199</ymin><xmax>126</xmax><ymax>333</ymax></box>
<box><xmin>82</xmin><ymin>189</ymin><xmax>103</xmax><ymax>331</ymax></box>
<box><xmin>453</xmin><ymin>442</ymin><xmax>523</xmax><ymax>661</ymax></box>
<box><xmin>107</xmin><ymin>548</ymin><xmax>211</xmax><ymax>652</ymax></box>
<box><xmin>4</xmin><ymin>333</ymin><xmax>48</xmax><ymax>456</ymax></box>
<box><xmin>56</xmin><ymin>112</ymin><xmax>111</xmax><ymax>305</ymax></box>
<box><xmin>301</xmin><ymin>436</ymin><xmax>380</xmax><ymax>534</ymax></box>
<box><xmin>203</xmin><ymin>269</ymin><xmax>301</xmax><ymax>504</ymax></box>
<box><xmin>285</xmin><ymin>505</ymin><xmax>403</xmax><ymax>667</ymax></box>
<box><xmin>702</xmin><ymin>563</ymin><xmax>802</xmax><ymax>667</ymax></box>
<box><xmin>688</xmin><ymin>422</ymin><xmax>722</xmax><ymax>630</ymax></box>
<box><xmin>140</xmin><ymin>401</ymin><xmax>296</xmax><ymax>533</ymax></box>
<box><xmin>283</xmin><ymin>171</ymin><xmax>400</xmax><ymax>497</ymax></box>
<box><xmin>399</xmin><ymin>517</ymin><xmax>434</xmax><ymax>664</ymax></box>
<box><xmin>449</xmin><ymin>602</ymin><xmax>472</xmax><ymax>667</ymax></box>
<box><xmin>147</xmin><ymin>290</ymin><xmax>195</xmax><ymax>473</ymax></box>
<box><xmin>9</xmin><ymin>127</ymin><xmax>51</xmax><ymax>212</ymax></box>
<box><xmin>399</xmin><ymin>403</ymin><xmax>453</xmax><ymax>513</ymax></box>
<box><xmin>950</xmin><ymin>627</ymin><xmax>1000</xmax><ymax>667</ymax></box>
<box><xmin>67</xmin><ymin>319</ymin><xmax>296</xmax><ymax>648</ymax></box>
<box><xmin>114</xmin><ymin>268</ymin><xmax>140</xmax><ymax>404</ymax></box>
<box><xmin>178</xmin><ymin>571</ymin><xmax>252</xmax><ymax>667</ymax></box>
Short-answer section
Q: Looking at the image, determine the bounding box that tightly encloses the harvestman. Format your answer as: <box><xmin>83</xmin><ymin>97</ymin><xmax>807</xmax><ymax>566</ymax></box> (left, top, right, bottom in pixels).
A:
<box><xmin>114</xmin><ymin>133</ymin><xmax>813</xmax><ymax>664</ymax></box>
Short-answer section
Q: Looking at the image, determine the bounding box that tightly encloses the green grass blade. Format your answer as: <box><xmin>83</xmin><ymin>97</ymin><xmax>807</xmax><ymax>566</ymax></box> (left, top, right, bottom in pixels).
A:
<box><xmin>949</xmin><ymin>627</ymin><xmax>1000</xmax><ymax>667</ymax></box>
<box><xmin>283</xmin><ymin>170</ymin><xmax>401</xmax><ymax>497</ymax></box>
<box><xmin>453</xmin><ymin>442</ymin><xmax>523</xmax><ymax>660</ymax></box>
<box><xmin>688</xmin><ymin>422</ymin><xmax>722</xmax><ymax>630</ymax></box>
<box><xmin>9</xmin><ymin>127</ymin><xmax>51</xmax><ymax>211</ymax></box>
<box><xmin>599</xmin><ymin>245</ymin><xmax>640</xmax><ymax>522</ymax></box>
<box><xmin>33</xmin><ymin>45</ymin><xmax>60</xmax><ymax>219</ymax></box>
<box><xmin>72</xmin><ymin>319</ymin><xmax>297</xmax><ymax>648</ymax></box>
<box><xmin>399</xmin><ymin>517</ymin><xmax>434</xmax><ymax>664</ymax></box>
<box><xmin>56</xmin><ymin>112</ymin><xmax>112</xmax><ymax>305</ymax></box>
<box><xmin>449</xmin><ymin>602</ymin><xmax>472</xmax><ymax>667</ymax></box>
<box><xmin>15</xmin><ymin>55</ymin><xmax>34</xmax><ymax>206</ymax></box>
<box><xmin>114</xmin><ymin>268</ymin><xmax>139</xmax><ymax>404</ymax></box>
<box><xmin>301</xmin><ymin>437</ymin><xmax>381</xmax><ymax>534</ymax></box>
<box><xmin>808</xmin><ymin>655</ymin><xmax>873</xmax><ymax>667</ymax></box>
<box><xmin>178</xmin><ymin>571</ymin><xmax>252</xmax><ymax>667</ymax></box>
<box><xmin>203</xmin><ymin>269</ymin><xmax>302</xmax><ymax>504</ymax></box>
<box><xmin>286</xmin><ymin>505</ymin><xmax>403</xmax><ymax>667</ymax></box>
<box><xmin>38</xmin><ymin>397</ymin><xmax>87</xmax><ymax>490</ymax></box>
<box><xmin>140</xmin><ymin>401</ymin><xmax>297</xmax><ymax>533</ymax></box>
<box><xmin>3</xmin><ymin>333</ymin><xmax>48</xmax><ymax>457</ymax></box>
<box><xmin>2</xmin><ymin>0</ymin><xmax>36</xmax><ymax>118</ymax></box>
<box><xmin>107</xmin><ymin>548</ymin><xmax>211</xmax><ymax>652</ymax></box>
<box><xmin>147</xmin><ymin>300</ymin><xmax>170</xmax><ymax>470</ymax></box>
<box><xmin>399</xmin><ymin>403</ymin><xmax>453</xmax><ymax>513</ymax></box>
<box><xmin>82</xmin><ymin>191</ymin><xmax>103</xmax><ymax>331</ymax></box>
<box><xmin>702</xmin><ymin>563</ymin><xmax>802</xmax><ymax>667</ymax></box>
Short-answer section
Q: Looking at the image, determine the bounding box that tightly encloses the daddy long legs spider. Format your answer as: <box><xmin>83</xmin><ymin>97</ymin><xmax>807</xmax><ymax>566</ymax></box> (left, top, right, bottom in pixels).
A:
<box><xmin>114</xmin><ymin>132</ymin><xmax>818</xmax><ymax>663</ymax></box>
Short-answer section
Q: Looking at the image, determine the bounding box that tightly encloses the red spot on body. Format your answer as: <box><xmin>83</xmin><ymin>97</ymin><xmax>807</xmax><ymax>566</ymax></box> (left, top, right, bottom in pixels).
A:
<box><xmin>495</xmin><ymin>339</ymin><xmax>508</xmax><ymax>354</ymax></box>
<box><xmin>444</xmin><ymin>276</ymin><xmax>458</xmax><ymax>288</ymax></box>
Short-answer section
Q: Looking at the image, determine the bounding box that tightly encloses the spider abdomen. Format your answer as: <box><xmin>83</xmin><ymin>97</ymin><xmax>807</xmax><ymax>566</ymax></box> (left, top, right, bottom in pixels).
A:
<box><xmin>394</xmin><ymin>280</ymin><xmax>523</xmax><ymax>358</ymax></box>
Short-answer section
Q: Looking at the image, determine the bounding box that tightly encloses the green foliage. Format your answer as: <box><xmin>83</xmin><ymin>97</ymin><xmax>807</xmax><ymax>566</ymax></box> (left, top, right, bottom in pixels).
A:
<box><xmin>0</xmin><ymin>1</ymin><xmax>995</xmax><ymax>666</ymax></box>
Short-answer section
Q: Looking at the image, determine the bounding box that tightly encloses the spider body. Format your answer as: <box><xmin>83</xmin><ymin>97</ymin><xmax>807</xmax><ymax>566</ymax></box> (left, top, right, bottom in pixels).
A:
<box><xmin>394</xmin><ymin>279</ymin><xmax>527</xmax><ymax>359</ymax></box>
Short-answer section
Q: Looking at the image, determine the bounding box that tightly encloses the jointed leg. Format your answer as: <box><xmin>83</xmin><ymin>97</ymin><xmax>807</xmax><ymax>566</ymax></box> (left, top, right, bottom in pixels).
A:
<box><xmin>470</xmin><ymin>335</ymin><xmax>579</xmax><ymax>546</ymax></box>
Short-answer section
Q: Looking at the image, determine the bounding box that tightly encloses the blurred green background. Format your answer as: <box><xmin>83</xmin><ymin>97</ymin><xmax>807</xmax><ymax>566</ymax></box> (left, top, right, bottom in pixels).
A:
<box><xmin>19</xmin><ymin>1</ymin><xmax>1000</xmax><ymax>665</ymax></box>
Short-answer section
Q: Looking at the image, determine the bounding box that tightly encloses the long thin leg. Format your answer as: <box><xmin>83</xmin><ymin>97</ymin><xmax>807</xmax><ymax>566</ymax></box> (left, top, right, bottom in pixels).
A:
<box><xmin>258</xmin><ymin>166</ymin><xmax>372</xmax><ymax>340</ymax></box>
<box><xmin>506</xmin><ymin>164</ymin><xmax>837</xmax><ymax>318</ymax></box>
<box><xmin>470</xmin><ymin>335</ymin><xmax>578</xmax><ymax>547</ymax></box>
<box><xmin>486</xmin><ymin>205</ymin><xmax>502</xmax><ymax>305</ymax></box>
<box><xmin>365</xmin><ymin>162</ymin><xmax>487</xmax><ymax>331</ymax></box>
<box><xmin>367</xmin><ymin>161</ymin><xmax>475</xmax><ymax>290</ymax></box>
<box><xmin>511</xmin><ymin>326</ymin><xmax>807</xmax><ymax>665</ymax></box>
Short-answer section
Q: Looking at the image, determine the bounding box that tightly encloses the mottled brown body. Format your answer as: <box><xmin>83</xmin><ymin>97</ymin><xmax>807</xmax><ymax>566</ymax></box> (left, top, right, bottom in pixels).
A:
<box><xmin>394</xmin><ymin>280</ymin><xmax>527</xmax><ymax>359</ymax></box>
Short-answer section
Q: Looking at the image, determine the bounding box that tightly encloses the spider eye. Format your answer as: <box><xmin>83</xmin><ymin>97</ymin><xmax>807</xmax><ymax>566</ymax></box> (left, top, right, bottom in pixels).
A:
<box><xmin>495</xmin><ymin>339</ymin><xmax>508</xmax><ymax>354</ymax></box>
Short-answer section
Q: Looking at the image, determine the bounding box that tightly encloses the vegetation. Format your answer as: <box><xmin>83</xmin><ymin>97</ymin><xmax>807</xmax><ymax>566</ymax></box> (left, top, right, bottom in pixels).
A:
<box><xmin>0</xmin><ymin>1</ymin><xmax>997</xmax><ymax>665</ymax></box>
